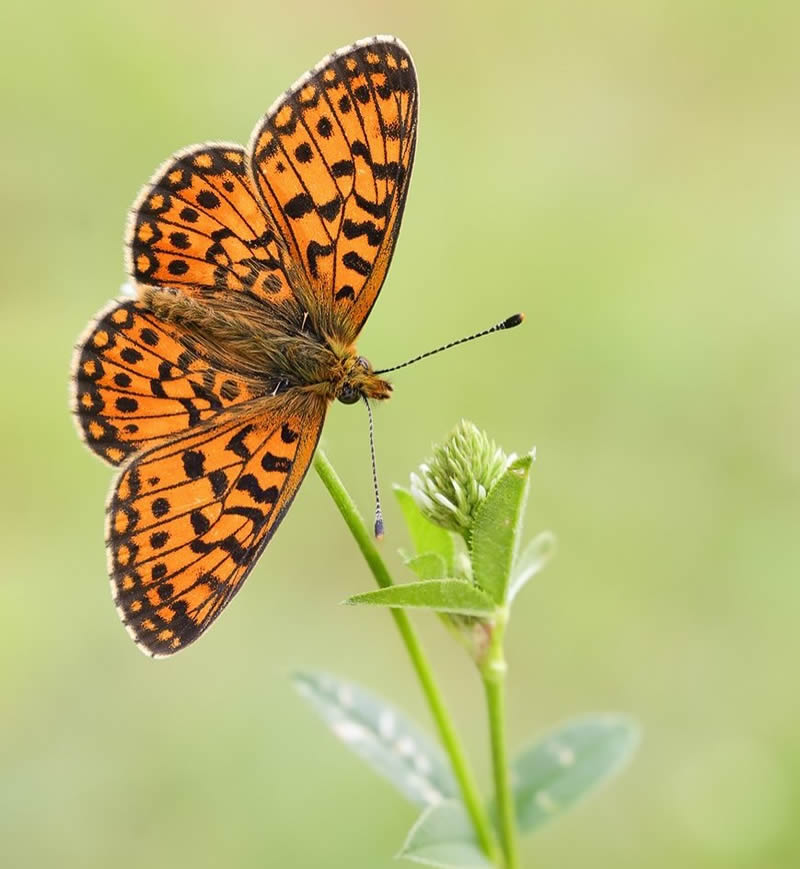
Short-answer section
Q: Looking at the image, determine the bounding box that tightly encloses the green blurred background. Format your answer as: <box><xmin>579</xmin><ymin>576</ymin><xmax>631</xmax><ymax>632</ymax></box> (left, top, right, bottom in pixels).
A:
<box><xmin>2</xmin><ymin>1</ymin><xmax>798</xmax><ymax>866</ymax></box>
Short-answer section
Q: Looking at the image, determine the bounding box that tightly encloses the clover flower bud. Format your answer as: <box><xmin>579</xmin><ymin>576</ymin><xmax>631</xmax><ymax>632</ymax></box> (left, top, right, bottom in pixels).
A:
<box><xmin>409</xmin><ymin>420</ymin><xmax>514</xmax><ymax>538</ymax></box>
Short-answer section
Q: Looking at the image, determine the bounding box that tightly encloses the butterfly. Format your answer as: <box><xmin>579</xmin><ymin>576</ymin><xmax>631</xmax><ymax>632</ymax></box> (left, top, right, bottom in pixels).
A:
<box><xmin>71</xmin><ymin>36</ymin><xmax>419</xmax><ymax>657</ymax></box>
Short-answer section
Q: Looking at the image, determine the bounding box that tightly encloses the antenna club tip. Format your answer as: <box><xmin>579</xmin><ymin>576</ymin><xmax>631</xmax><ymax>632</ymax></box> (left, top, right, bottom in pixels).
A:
<box><xmin>504</xmin><ymin>313</ymin><xmax>525</xmax><ymax>328</ymax></box>
<box><xmin>374</xmin><ymin>517</ymin><xmax>385</xmax><ymax>540</ymax></box>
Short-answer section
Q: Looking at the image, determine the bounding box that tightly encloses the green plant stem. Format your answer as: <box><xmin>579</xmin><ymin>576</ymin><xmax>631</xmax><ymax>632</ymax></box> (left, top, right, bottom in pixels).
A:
<box><xmin>314</xmin><ymin>449</ymin><xmax>502</xmax><ymax>866</ymax></box>
<box><xmin>481</xmin><ymin>612</ymin><xmax>519</xmax><ymax>869</ymax></box>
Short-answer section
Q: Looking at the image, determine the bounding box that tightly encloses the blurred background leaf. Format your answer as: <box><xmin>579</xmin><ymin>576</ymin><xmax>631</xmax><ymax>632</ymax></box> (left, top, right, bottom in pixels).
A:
<box><xmin>1</xmin><ymin>1</ymin><xmax>798</xmax><ymax>867</ymax></box>
<box><xmin>496</xmin><ymin>715</ymin><xmax>641</xmax><ymax>834</ymax></box>
<box><xmin>399</xmin><ymin>801</ymin><xmax>492</xmax><ymax>868</ymax></box>
<box><xmin>508</xmin><ymin>530</ymin><xmax>556</xmax><ymax>603</ymax></box>
<box><xmin>293</xmin><ymin>671</ymin><xmax>459</xmax><ymax>807</ymax></box>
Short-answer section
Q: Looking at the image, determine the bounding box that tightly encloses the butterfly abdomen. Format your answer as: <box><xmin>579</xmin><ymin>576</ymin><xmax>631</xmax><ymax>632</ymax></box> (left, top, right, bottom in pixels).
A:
<box><xmin>140</xmin><ymin>285</ymin><xmax>391</xmax><ymax>404</ymax></box>
<box><xmin>138</xmin><ymin>285</ymin><xmax>325</xmax><ymax>387</ymax></box>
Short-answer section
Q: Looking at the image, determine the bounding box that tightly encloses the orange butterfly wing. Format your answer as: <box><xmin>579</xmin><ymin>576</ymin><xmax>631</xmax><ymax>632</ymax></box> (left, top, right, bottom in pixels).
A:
<box><xmin>127</xmin><ymin>144</ymin><xmax>301</xmax><ymax>307</ymax></box>
<box><xmin>108</xmin><ymin>403</ymin><xmax>325</xmax><ymax>656</ymax></box>
<box><xmin>72</xmin><ymin>299</ymin><xmax>262</xmax><ymax>466</ymax></box>
<box><xmin>248</xmin><ymin>36</ymin><xmax>418</xmax><ymax>343</ymax></box>
<box><xmin>74</xmin><ymin>38</ymin><xmax>419</xmax><ymax>655</ymax></box>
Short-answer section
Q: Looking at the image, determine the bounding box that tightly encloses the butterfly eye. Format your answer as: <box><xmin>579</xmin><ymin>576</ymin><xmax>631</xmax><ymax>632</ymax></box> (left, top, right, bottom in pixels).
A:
<box><xmin>337</xmin><ymin>383</ymin><xmax>361</xmax><ymax>405</ymax></box>
<box><xmin>356</xmin><ymin>356</ymin><xmax>370</xmax><ymax>371</ymax></box>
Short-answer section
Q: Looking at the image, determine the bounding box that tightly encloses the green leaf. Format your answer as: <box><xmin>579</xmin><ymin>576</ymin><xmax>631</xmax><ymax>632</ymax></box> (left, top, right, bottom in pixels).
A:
<box><xmin>343</xmin><ymin>580</ymin><xmax>496</xmax><ymax>617</ymax></box>
<box><xmin>470</xmin><ymin>452</ymin><xmax>534</xmax><ymax>605</ymax></box>
<box><xmin>292</xmin><ymin>671</ymin><xmax>458</xmax><ymax>807</ymax></box>
<box><xmin>398</xmin><ymin>801</ymin><xmax>493</xmax><ymax>868</ymax></box>
<box><xmin>395</xmin><ymin>486</ymin><xmax>455</xmax><ymax>573</ymax></box>
<box><xmin>506</xmin><ymin>715</ymin><xmax>641</xmax><ymax>834</ymax></box>
<box><xmin>508</xmin><ymin>531</ymin><xmax>556</xmax><ymax>602</ymax></box>
<box><xmin>406</xmin><ymin>552</ymin><xmax>448</xmax><ymax>580</ymax></box>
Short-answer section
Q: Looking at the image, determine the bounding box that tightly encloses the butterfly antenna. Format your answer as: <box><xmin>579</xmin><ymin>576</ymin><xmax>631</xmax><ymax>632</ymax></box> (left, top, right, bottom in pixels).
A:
<box><xmin>374</xmin><ymin>313</ymin><xmax>524</xmax><ymax>375</ymax></box>
<box><xmin>363</xmin><ymin>396</ymin><xmax>384</xmax><ymax>539</ymax></box>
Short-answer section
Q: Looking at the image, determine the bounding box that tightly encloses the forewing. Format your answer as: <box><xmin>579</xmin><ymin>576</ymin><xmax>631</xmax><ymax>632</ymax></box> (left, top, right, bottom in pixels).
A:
<box><xmin>248</xmin><ymin>36</ymin><xmax>418</xmax><ymax>342</ymax></box>
<box><xmin>72</xmin><ymin>299</ymin><xmax>261</xmax><ymax>466</ymax></box>
<box><xmin>127</xmin><ymin>144</ymin><xmax>300</xmax><ymax>307</ymax></box>
<box><xmin>107</xmin><ymin>403</ymin><xmax>325</xmax><ymax>656</ymax></box>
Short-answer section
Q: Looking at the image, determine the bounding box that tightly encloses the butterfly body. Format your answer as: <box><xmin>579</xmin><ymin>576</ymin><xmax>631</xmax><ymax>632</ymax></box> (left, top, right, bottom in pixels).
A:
<box><xmin>140</xmin><ymin>284</ymin><xmax>392</xmax><ymax>405</ymax></box>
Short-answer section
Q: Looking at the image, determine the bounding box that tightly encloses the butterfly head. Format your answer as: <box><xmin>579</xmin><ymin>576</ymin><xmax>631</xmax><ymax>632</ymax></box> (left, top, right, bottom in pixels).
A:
<box><xmin>336</xmin><ymin>354</ymin><xmax>392</xmax><ymax>405</ymax></box>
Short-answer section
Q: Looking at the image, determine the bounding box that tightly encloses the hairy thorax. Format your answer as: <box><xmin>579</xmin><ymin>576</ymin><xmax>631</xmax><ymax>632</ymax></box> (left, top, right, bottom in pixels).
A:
<box><xmin>140</xmin><ymin>286</ymin><xmax>392</xmax><ymax>405</ymax></box>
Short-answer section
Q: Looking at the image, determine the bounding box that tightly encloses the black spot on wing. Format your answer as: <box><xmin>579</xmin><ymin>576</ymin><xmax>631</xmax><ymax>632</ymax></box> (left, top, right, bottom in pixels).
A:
<box><xmin>209</xmin><ymin>469</ymin><xmax>228</xmax><ymax>498</ymax></box>
<box><xmin>190</xmin><ymin>510</ymin><xmax>211</xmax><ymax>535</ymax></box>
<box><xmin>316</xmin><ymin>116</ymin><xmax>333</xmax><ymax>138</ymax></box>
<box><xmin>280</xmin><ymin>423</ymin><xmax>299</xmax><ymax>444</ymax></box>
<box><xmin>227</xmin><ymin>505</ymin><xmax>267</xmax><ymax>527</ymax></box>
<box><xmin>284</xmin><ymin>193</ymin><xmax>314</xmax><ymax>219</ymax></box>
<box><xmin>294</xmin><ymin>143</ymin><xmax>313</xmax><ymax>163</ymax></box>
<box><xmin>226</xmin><ymin>426</ymin><xmax>254</xmax><ymax>459</ymax></box>
<box><xmin>306</xmin><ymin>241</ymin><xmax>334</xmax><ymax>279</ymax></box>
<box><xmin>373</xmin><ymin>161</ymin><xmax>400</xmax><ymax>181</ymax></box>
<box><xmin>150</xmin><ymin>530</ymin><xmax>169</xmax><ymax>549</ymax></box>
<box><xmin>196</xmin><ymin>190</ymin><xmax>220</xmax><ymax>209</ymax></box>
<box><xmin>261</xmin><ymin>452</ymin><xmax>292</xmax><ymax>473</ymax></box>
<box><xmin>342</xmin><ymin>219</ymin><xmax>384</xmax><ymax>247</ymax></box>
<box><xmin>354</xmin><ymin>192</ymin><xmax>390</xmax><ymax>219</ymax></box>
<box><xmin>236</xmin><ymin>474</ymin><xmax>280</xmax><ymax>504</ymax></box>
<box><xmin>152</xmin><ymin>497</ymin><xmax>170</xmax><ymax>518</ymax></box>
<box><xmin>220</xmin><ymin>535</ymin><xmax>250</xmax><ymax>566</ymax></box>
<box><xmin>168</xmin><ymin>259</ymin><xmax>189</xmax><ymax>276</ymax></box>
<box><xmin>335</xmin><ymin>286</ymin><xmax>355</xmax><ymax>301</ymax></box>
<box><xmin>331</xmin><ymin>160</ymin><xmax>354</xmax><ymax>178</ymax></box>
<box><xmin>351</xmin><ymin>140</ymin><xmax>371</xmax><ymax>164</ymax></box>
<box><xmin>342</xmin><ymin>251</ymin><xmax>372</xmax><ymax>277</ymax></box>
<box><xmin>189</xmin><ymin>538</ymin><xmax>216</xmax><ymax>555</ymax></box>
<box><xmin>182</xmin><ymin>450</ymin><xmax>205</xmax><ymax>479</ymax></box>
<box><xmin>318</xmin><ymin>197</ymin><xmax>342</xmax><ymax>221</ymax></box>
<box><xmin>115</xmin><ymin>397</ymin><xmax>138</xmax><ymax>413</ymax></box>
